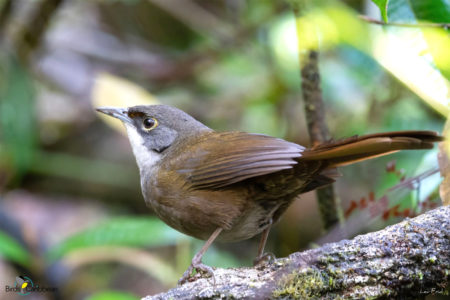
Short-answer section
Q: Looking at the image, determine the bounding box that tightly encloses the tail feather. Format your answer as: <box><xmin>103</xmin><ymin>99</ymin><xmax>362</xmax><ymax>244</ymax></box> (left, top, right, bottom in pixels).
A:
<box><xmin>301</xmin><ymin>130</ymin><xmax>443</xmax><ymax>168</ymax></box>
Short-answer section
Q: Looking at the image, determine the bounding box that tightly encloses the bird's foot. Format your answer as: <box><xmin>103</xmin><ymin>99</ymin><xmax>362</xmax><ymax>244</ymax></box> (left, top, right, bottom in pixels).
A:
<box><xmin>178</xmin><ymin>261</ymin><xmax>215</xmax><ymax>285</ymax></box>
<box><xmin>253</xmin><ymin>252</ymin><xmax>276</xmax><ymax>267</ymax></box>
<box><xmin>178</xmin><ymin>228</ymin><xmax>222</xmax><ymax>285</ymax></box>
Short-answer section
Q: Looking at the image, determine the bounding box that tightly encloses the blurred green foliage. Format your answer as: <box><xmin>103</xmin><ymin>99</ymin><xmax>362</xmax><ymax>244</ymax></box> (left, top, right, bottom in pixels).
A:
<box><xmin>374</xmin><ymin>0</ymin><xmax>450</xmax><ymax>80</ymax></box>
<box><xmin>31</xmin><ymin>151</ymin><xmax>138</xmax><ymax>188</ymax></box>
<box><xmin>0</xmin><ymin>0</ymin><xmax>448</xmax><ymax>298</ymax></box>
<box><xmin>0</xmin><ymin>56</ymin><xmax>36</xmax><ymax>178</ymax></box>
<box><xmin>86</xmin><ymin>291</ymin><xmax>139</xmax><ymax>300</ymax></box>
<box><xmin>48</xmin><ymin>217</ymin><xmax>186</xmax><ymax>261</ymax></box>
<box><xmin>0</xmin><ymin>230</ymin><xmax>31</xmax><ymax>267</ymax></box>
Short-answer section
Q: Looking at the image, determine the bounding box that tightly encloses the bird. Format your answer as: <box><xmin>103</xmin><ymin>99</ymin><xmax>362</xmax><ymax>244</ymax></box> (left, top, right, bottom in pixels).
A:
<box><xmin>96</xmin><ymin>104</ymin><xmax>443</xmax><ymax>284</ymax></box>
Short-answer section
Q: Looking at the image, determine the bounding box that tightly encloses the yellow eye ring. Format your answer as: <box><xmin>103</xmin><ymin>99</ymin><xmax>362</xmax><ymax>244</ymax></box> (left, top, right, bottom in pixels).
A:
<box><xmin>142</xmin><ymin>117</ymin><xmax>158</xmax><ymax>131</ymax></box>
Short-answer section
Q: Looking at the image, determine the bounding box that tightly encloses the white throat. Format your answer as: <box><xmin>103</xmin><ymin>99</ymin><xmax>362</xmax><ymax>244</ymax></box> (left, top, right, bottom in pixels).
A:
<box><xmin>124</xmin><ymin>123</ymin><xmax>162</xmax><ymax>173</ymax></box>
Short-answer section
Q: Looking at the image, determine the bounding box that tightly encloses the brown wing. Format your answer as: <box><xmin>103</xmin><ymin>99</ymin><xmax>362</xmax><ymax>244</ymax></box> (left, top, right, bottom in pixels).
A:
<box><xmin>176</xmin><ymin>132</ymin><xmax>304</xmax><ymax>189</ymax></box>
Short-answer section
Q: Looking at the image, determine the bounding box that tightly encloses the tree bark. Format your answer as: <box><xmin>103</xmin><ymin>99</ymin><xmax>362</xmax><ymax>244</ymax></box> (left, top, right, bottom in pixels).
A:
<box><xmin>144</xmin><ymin>206</ymin><xmax>449</xmax><ymax>299</ymax></box>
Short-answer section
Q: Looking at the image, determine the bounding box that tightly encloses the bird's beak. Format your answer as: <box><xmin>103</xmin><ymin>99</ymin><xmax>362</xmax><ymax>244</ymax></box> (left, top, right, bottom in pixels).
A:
<box><xmin>96</xmin><ymin>107</ymin><xmax>132</xmax><ymax>124</ymax></box>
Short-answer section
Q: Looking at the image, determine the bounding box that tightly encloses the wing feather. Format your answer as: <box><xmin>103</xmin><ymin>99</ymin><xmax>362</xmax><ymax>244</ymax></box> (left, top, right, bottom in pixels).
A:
<box><xmin>175</xmin><ymin>132</ymin><xmax>304</xmax><ymax>189</ymax></box>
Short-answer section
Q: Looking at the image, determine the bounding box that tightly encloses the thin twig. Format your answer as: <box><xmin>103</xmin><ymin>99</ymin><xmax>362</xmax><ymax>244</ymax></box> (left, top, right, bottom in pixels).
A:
<box><xmin>388</xmin><ymin>167</ymin><xmax>440</xmax><ymax>191</ymax></box>
<box><xmin>359</xmin><ymin>15</ymin><xmax>450</xmax><ymax>29</ymax></box>
<box><xmin>292</xmin><ymin>1</ymin><xmax>339</xmax><ymax>230</ymax></box>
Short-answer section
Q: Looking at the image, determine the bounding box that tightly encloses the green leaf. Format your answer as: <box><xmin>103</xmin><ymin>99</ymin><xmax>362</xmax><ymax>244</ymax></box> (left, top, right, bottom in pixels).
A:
<box><xmin>47</xmin><ymin>217</ymin><xmax>186</xmax><ymax>261</ymax></box>
<box><xmin>387</xmin><ymin>0</ymin><xmax>450</xmax><ymax>23</ymax></box>
<box><xmin>85</xmin><ymin>291</ymin><xmax>139</xmax><ymax>300</ymax></box>
<box><xmin>0</xmin><ymin>55</ymin><xmax>36</xmax><ymax>177</ymax></box>
<box><xmin>421</xmin><ymin>28</ymin><xmax>450</xmax><ymax>80</ymax></box>
<box><xmin>0</xmin><ymin>230</ymin><xmax>32</xmax><ymax>267</ymax></box>
<box><xmin>372</xmin><ymin>0</ymin><xmax>389</xmax><ymax>22</ymax></box>
<box><xmin>371</xmin><ymin>0</ymin><xmax>450</xmax><ymax>112</ymax></box>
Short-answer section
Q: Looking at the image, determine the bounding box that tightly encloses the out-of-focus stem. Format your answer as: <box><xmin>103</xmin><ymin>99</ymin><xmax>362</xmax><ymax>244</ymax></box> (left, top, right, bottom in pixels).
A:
<box><xmin>291</xmin><ymin>0</ymin><xmax>339</xmax><ymax>230</ymax></box>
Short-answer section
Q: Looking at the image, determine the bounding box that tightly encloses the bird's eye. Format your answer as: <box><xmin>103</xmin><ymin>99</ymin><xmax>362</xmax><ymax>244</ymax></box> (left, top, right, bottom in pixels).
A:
<box><xmin>142</xmin><ymin>117</ymin><xmax>158</xmax><ymax>130</ymax></box>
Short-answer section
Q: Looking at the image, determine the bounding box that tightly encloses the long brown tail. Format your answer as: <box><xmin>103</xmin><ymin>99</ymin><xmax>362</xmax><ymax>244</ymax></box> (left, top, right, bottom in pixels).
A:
<box><xmin>301</xmin><ymin>130</ymin><xmax>443</xmax><ymax>168</ymax></box>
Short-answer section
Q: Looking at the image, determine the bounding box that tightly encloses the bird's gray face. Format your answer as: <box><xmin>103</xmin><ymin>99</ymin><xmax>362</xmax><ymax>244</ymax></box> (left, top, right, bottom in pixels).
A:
<box><xmin>96</xmin><ymin>105</ymin><xmax>211</xmax><ymax>171</ymax></box>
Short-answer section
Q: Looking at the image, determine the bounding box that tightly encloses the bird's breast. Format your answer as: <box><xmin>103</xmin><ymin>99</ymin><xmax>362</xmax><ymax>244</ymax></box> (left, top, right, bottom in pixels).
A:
<box><xmin>143</xmin><ymin>175</ymin><xmax>294</xmax><ymax>243</ymax></box>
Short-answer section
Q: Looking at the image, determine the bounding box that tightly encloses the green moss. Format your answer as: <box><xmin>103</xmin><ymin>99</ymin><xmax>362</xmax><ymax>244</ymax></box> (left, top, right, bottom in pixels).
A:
<box><xmin>329</xmin><ymin>277</ymin><xmax>334</xmax><ymax>288</ymax></box>
<box><xmin>273</xmin><ymin>268</ymin><xmax>336</xmax><ymax>299</ymax></box>
<box><xmin>443</xmin><ymin>285</ymin><xmax>449</xmax><ymax>296</ymax></box>
<box><xmin>418</xmin><ymin>271</ymin><xmax>424</xmax><ymax>280</ymax></box>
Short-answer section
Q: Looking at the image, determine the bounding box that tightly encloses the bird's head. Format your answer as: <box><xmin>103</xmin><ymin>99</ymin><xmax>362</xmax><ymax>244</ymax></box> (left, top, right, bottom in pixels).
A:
<box><xmin>96</xmin><ymin>105</ymin><xmax>211</xmax><ymax>170</ymax></box>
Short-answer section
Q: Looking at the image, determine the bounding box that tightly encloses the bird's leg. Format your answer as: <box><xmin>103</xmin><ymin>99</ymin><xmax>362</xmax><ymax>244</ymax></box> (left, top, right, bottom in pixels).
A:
<box><xmin>178</xmin><ymin>227</ymin><xmax>223</xmax><ymax>285</ymax></box>
<box><xmin>253</xmin><ymin>218</ymin><xmax>275</xmax><ymax>266</ymax></box>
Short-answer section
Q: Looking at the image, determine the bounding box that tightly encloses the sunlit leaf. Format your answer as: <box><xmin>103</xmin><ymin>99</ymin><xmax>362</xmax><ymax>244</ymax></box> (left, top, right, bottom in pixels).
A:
<box><xmin>271</xmin><ymin>3</ymin><xmax>371</xmax><ymax>75</ymax></box>
<box><xmin>271</xmin><ymin>2</ymin><xmax>450</xmax><ymax>117</ymax></box>
<box><xmin>86</xmin><ymin>291</ymin><xmax>139</xmax><ymax>300</ymax></box>
<box><xmin>422</xmin><ymin>28</ymin><xmax>450</xmax><ymax>80</ymax></box>
<box><xmin>48</xmin><ymin>217</ymin><xmax>186</xmax><ymax>261</ymax></box>
<box><xmin>276</xmin><ymin>2</ymin><xmax>450</xmax><ymax>116</ymax></box>
<box><xmin>372</xmin><ymin>0</ymin><xmax>389</xmax><ymax>22</ymax></box>
<box><xmin>386</xmin><ymin>0</ymin><xmax>450</xmax><ymax>80</ymax></box>
<box><xmin>295</xmin><ymin>5</ymin><xmax>370</xmax><ymax>54</ymax></box>
<box><xmin>372</xmin><ymin>28</ymin><xmax>450</xmax><ymax>116</ymax></box>
<box><xmin>0</xmin><ymin>230</ymin><xmax>31</xmax><ymax>267</ymax></box>
<box><xmin>92</xmin><ymin>72</ymin><xmax>159</xmax><ymax>134</ymax></box>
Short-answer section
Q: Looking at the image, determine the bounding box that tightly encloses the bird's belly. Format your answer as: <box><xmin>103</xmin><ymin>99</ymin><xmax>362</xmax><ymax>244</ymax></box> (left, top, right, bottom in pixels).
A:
<box><xmin>145</xmin><ymin>187</ymin><xmax>278</xmax><ymax>243</ymax></box>
<box><xmin>216</xmin><ymin>203</ymin><xmax>275</xmax><ymax>242</ymax></box>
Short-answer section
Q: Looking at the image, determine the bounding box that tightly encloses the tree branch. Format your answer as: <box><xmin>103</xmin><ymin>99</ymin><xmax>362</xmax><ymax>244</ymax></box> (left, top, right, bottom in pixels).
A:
<box><xmin>144</xmin><ymin>206</ymin><xmax>449</xmax><ymax>299</ymax></box>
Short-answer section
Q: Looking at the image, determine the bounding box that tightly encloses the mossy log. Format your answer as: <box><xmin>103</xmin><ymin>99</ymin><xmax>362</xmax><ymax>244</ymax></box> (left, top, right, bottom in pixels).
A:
<box><xmin>144</xmin><ymin>206</ymin><xmax>449</xmax><ymax>299</ymax></box>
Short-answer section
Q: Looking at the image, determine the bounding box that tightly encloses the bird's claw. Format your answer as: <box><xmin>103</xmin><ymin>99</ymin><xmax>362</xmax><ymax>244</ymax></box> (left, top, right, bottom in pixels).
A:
<box><xmin>178</xmin><ymin>262</ymin><xmax>215</xmax><ymax>285</ymax></box>
<box><xmin>253</xmin><ymin>252</ymin><xmax>276</xmax><ymax>267</ymax></box>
